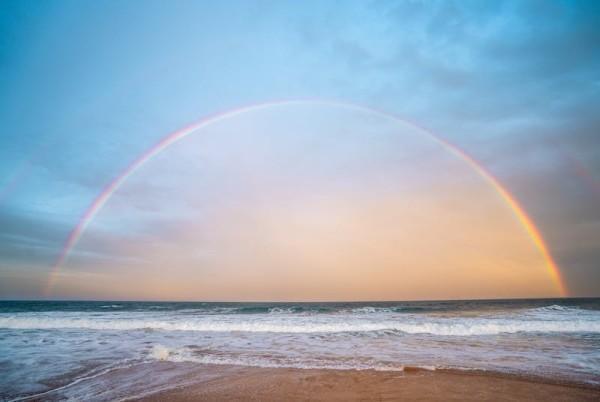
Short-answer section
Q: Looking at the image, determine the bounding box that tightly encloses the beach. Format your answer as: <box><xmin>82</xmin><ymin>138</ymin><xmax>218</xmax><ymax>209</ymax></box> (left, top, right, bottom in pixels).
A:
<box><xmin>1</xmin><ymin>299</ymin><xmax>599</xmax><ymax>401</ymax></box>
<box><xmin>135</xmin><ymin>364</ymin><xmax>600</xmax><ymax>402</ymax></box>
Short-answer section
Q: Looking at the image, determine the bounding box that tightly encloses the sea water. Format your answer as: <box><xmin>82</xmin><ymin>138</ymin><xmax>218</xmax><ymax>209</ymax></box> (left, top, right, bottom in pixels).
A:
<box><xmin>0</xmin><ymin>299</ymin><xmax>599</xmax><ymax>400</ymax></box>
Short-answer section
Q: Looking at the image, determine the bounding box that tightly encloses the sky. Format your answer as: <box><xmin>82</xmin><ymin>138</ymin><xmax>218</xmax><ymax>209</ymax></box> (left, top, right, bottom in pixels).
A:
<box><xmin>0</xmin><ymin>0</ymin><xmax>599</xmax><ymax>300</ymax></box>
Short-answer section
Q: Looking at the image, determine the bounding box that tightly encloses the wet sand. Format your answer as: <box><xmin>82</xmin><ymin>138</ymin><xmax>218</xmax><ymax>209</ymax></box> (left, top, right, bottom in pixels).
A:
<box><xmin>135</xmin><ymin>365</ymin><xmax>600</xmax><ymax>402</ymax></box>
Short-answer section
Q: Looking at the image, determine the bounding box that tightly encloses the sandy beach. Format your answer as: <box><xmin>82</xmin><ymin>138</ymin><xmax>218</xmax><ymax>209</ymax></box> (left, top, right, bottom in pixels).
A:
<box><xmin>2</xmin><ymin>300</ymin><xmax>599</xmax><ymax>401</ymax></box>
<box><xmin>135</xmin><ymin>365</ymin><xmax>600</xmax><ymax>402</ymax></box>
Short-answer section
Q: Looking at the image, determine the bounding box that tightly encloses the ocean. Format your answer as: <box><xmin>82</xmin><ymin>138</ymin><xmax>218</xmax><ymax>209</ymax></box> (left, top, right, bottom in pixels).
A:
<box><xmin>1</xmin><ymin>298</ymin><xmax>599</xmax><ymax>401</ymax></box>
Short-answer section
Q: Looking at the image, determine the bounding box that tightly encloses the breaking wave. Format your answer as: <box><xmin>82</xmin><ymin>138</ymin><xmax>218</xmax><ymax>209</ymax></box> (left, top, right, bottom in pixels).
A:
<box><xmin>1</xmin><ymin>314</ymin><xmax>598</xmax><ymax>335</ymax></box>
<box><xmin>148</xmin><ymin>344</ymin><xmax>409</xmax><ymax>371</ymax></box>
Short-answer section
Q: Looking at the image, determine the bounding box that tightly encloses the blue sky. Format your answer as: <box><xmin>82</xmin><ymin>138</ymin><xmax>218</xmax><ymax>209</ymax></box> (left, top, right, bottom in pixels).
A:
<box><xmin>1</xmin><ymin>0</ymin><xmax>599</xmax><ymax>298</ymax></box>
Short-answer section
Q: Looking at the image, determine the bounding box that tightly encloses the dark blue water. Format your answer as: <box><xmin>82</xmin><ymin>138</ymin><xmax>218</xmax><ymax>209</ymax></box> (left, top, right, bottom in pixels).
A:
<box><xmin>2</xmin><ymin>297</ymin><xmax>599</xmax><ymax>313</ymax></box>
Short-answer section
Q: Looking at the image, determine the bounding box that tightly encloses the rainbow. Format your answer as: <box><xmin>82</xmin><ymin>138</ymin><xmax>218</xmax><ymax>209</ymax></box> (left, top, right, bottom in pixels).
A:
<box><xmin>45</xmin><ymin>100</ymin><xmax>568</xmax><ymax>296</ymax></box>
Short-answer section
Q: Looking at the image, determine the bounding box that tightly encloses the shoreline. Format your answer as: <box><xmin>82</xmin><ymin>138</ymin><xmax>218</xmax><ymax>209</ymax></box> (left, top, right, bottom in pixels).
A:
<box><xmin>131</xmin><ymin>363</ymin><xmax>600</xmax><ymax>402</ymax></box>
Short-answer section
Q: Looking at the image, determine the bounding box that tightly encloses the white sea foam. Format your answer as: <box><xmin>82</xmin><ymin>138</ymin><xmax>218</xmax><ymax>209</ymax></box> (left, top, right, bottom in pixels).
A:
<box><xmin>150</xmin><ymin>344</ymin><xmax>171</xmax><ymax>361</ymax></box>
<box><xmin>349</xmin><ymin>307</ymin><xmax>394</xmax><ymax>314</ymax></box>
<box><xmin>146</xmin><ymin>344</ymin><xmax>405</xmax><ymax>371</ymax></box>
<box><xmin>527</xmin><ymin>305</ymin><xmax>583</xmax><ymax>314</ymax></box>
<box><xmin>1</xmin><ymin>313</ymin><xmax>598</xmax><ymax>335</ymax></box>
<box><xmin>7</xmin><ymin>361</ymin><xmax>138</xmax><ymax>402</ymax></box>
<box><xmin>268</xmin><ymin>307</ymin><xmax>296</xmax><ymax>314</ymax></box>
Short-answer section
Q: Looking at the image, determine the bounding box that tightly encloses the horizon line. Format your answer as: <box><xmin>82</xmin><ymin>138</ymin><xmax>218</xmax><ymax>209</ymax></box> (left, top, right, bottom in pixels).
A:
<box><xmin>3</xmin><ymin>296</ymin><xmax>597</xmax><ymax>304</ymax></box>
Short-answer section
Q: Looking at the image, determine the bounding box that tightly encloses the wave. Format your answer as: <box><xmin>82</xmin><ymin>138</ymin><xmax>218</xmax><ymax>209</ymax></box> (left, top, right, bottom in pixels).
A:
<box><xmin>162</xmin><ymin>306</ymin><xmax>334</xmax><ymax>315</ymax></box>
<box><xmin>168</xmin><ymin>304</ymin><xmax>595</xmax><ymax>316</ymax></box>
<box><xmin>349</xmin><ymin>307</ymin><xmax>393</xmax><ymax>314</ymax></box>
<box><xmin>346</xmin><ymin>306</ymin><xmax>426</xmax><ymax>314</ymax></box>
<box><xmin>527</xmin><ymin>305</ymin><xmax>584</xmax><ymax>313</ymax></box>
<box><xmin>7</xmin><ymin>360</ymin><xmax>140</xmax><ymax>402</ymax></box>
<box><xmin>1</xmin><ymin>315</ymin><xmax>599</xmax><ymax>335</ymax></box>
<box><xmin>347</xmin><ymin>304</ymin><xmax>595</xmax><ymax>316</ymax></box>
<box><xmin>4</xmin><ymin>300</ymin><xmax>597</xmax><ymax>315</ymax></box>
<box><xmin>147</xmin><ymin>344</ymin><xmax>408</xmax><ymax>371</ymax></box>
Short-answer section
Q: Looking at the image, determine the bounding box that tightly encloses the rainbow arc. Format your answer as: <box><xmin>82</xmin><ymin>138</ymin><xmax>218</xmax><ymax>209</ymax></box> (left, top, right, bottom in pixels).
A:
<box><xmin>46</xmin><ymin>100</ymin><xmax>567</xmax><ymax>296</ymax></box>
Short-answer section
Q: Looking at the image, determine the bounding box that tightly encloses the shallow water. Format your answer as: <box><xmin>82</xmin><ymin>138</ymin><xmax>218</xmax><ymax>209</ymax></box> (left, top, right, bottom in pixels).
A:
<box><xmin>1</xmin><ymin>299</ymin><xmax>599</xmax><ymax>401</ymax></box>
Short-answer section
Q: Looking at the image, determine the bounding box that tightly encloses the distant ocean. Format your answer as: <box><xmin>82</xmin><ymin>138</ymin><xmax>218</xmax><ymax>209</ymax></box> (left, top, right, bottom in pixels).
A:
<box><xmin>1</xmin><ymin>298</ymin><xmax>599</xmax><ymax>401</ymax></box>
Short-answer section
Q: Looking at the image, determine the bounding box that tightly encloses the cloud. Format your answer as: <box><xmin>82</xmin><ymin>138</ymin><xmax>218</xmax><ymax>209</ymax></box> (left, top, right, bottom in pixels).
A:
<box><xmin>0</xmin><ymin>207</ymin><xmax>67</xmax><ymax>266</ymax></box>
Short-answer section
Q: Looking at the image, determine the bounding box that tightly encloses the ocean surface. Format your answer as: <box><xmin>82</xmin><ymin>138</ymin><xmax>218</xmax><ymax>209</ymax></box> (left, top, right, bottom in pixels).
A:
<box><xmin>0</xmin><ymin>298</ymin><xmax>599</xmax><ymax>401</ymax></box>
